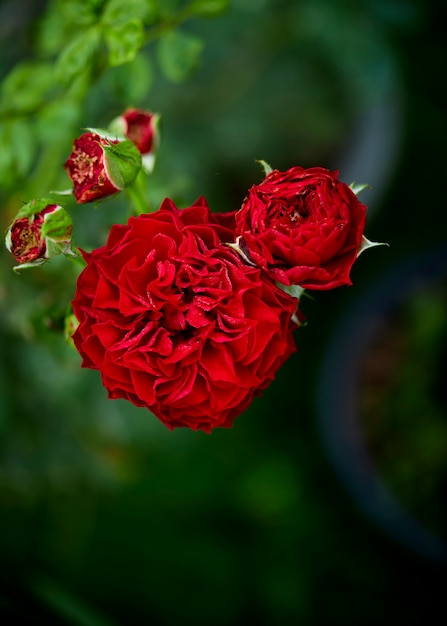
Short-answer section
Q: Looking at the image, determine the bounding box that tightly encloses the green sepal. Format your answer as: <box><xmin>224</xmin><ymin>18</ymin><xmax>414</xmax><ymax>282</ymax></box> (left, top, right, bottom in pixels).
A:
<box><xmin>12</xmin><ymin>259</ymin><xmax>47</xmax><ymax>273</ymax></box>
<box><xmin>85</xmin><ymin>127</ymin><xmax>125</xmax><ymax>141</ymax></box>
<box><xmin>256</xmin><ymin>159</ymin><xmax>274</xmax><ymax>176</ymax></box>
<box><xmin>45</xmin><ymin>237</ymin><xmax>77</xmax><ymax>261</ymax></box>
<box><xmin>48</xmin><ymin>189</ymin><xmax>73</xmax><ymax>196</ymax></box>
<box><xmin>274</xmin><ymin>282</ymin><xmax>305</xmax><ymax>327</ymax></box>
<box><xmin>349</xmin><ymin>182</ymin><xmax>371</xmax><ymax>195</ymax></box>
<box><xmin>225</xmin><ymin>237</ymin><xmax>257</xmax><ymax>267</ymax></box>
<box><xmin>64</xmin><ymin>309</ymin><xmax>79</xmax><ymax>349</ymax></box>
<box><xmin>357</xmin><ymin>235</ymin><xmax>389</xmax><ymax>257</ymax></box>
<box><xmin>12</xmin><ymin>197</ymin><xmax>57</xmax><ymax>220</ymax></box>
<box><xmin>277</xmin><ymin>283</ymin><xmax>305</xmax><ymax>300</ymax></box>
<box><xmin>102</xmin><ymin>139</ymin><xmax>142</xmax><ymax>189</ymax></box>
<box><xmin>41</xmin><ymin>206</ymin><xmax>73</xmax><ymax>242</ymax></box>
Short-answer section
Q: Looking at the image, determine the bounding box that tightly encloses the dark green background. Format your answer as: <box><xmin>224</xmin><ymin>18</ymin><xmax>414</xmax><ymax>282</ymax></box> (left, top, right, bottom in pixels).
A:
<box><xmin>1</xmin><ymin>1</ymin><xmax>446</xmax><ymax>624</ymax></box>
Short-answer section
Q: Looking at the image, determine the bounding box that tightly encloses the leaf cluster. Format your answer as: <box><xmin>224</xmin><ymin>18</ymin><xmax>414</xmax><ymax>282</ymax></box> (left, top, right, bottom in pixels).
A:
<box><xmin>0</xmin><ymin>0</ymin><xmax>229</xmax><ymax>198</ymax></box>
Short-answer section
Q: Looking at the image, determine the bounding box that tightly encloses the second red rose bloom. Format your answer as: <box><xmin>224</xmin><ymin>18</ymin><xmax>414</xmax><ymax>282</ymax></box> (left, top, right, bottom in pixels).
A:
<box><xmin>235</xmin><ymin>166</ymin><xmax>368</xmax><ymax>289</ymax></box>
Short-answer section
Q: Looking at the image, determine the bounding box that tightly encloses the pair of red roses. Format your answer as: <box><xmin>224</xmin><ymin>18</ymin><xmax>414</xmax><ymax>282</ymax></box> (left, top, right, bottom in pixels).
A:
<box><xmin>72</xmin><ymin>166</ymin><xmax>372</xmax><ymax>432</ymax></box>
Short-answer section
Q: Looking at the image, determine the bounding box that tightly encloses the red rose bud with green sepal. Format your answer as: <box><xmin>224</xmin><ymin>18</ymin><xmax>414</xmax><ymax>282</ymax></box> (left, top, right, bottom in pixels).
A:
<box><xmin>109</xmin><ymin>108</ymin><xmax>160</xmax><ymax>173</ymax></box>
<box><xmin>235</xmin><ymin>165</ymin><xmax>383</xmax><ymax>290</ymax></box>
<box><xmin>64</xmin><ymin>131</ymin><xmax>142</xmax><ymax>203</ymax></box>
<box><xmin>5</xmin><ymin>199</ymin><xmax>74</xmax><ymax>271</ymax></box>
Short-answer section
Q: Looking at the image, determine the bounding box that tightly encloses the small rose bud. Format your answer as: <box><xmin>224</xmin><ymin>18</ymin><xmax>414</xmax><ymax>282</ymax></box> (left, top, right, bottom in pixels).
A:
<box><xmin>110</xmin><ymin>108</ymin><xmax>160</xmax><ymax>172</ymax></box>
<box><xmin>64</xmin><ymin>131</ymin><xmax>142</xmax><ymax>203</ymax></box>
<box><xmin>64</xmin><ymin>309</ymin><xmax>79</xmax><ymax>348</ymax></box>
<box><xmin>5</xmin><ymin>199</ymin><xmax>74</xmax><ymax>270</ymax></box>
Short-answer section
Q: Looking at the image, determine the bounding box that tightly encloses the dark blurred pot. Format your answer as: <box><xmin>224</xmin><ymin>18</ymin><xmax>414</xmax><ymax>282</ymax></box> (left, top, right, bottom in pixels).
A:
<box><xmin>317</xmin><ymin>247</ymin><xmax>447</xmax><ymax>563</ymax></box>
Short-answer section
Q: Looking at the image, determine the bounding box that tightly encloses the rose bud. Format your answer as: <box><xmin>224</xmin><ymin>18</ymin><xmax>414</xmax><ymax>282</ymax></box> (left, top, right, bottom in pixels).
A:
<box><xmin>109</xmin><ymin>108</ymin><xmax>160</xmax><ymax>172</ymax></box>
<box><xmin>5</xmin><ymin>199</ymin><xmax>74</xmax><ymax>271</ymax></box>
<box><xmin>235</xmin><ymin>165</ymin><xmax>381</xmax><ymax>290</ymax></box>
<box><xmin>64</xmin><ymin>131</ymin><xmax>142</xmax><ymax>203</ymax></box>
<box><xmin>64</xmin><ymin>309</ymin><xmax>79</xmax><ymax>349</ymax></box>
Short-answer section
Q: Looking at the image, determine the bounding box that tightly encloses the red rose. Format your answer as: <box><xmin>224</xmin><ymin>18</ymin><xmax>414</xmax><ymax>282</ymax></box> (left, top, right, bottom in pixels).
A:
<box><xmin>72</xmin><ymin>197</ymin><xmax>299</xmax><ymax>432</ymax></box>
<box><xmin>64</xmin><ymin>132</ymin><xmax>142</xmax><ymax>203</ymax></box>
<box><xmin>118</xmin><ymin>108</ymin><xmax>159</xmax><ymax>156</ymax></box>
<box><xmin>109</xmin><ymin>108</ymin><xmax>160</xmax><ymax>173</ymax></box>
<box><xmin>235</xmin><ymin>166</ymin><xmax>368</xmax><ymax>289</ymax></box>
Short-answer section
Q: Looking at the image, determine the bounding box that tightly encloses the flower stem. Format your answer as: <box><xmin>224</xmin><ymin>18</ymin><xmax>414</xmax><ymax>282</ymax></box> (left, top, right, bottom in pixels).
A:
<box><xmin>70</xmin><ymin>250</ymin><xmax>87</xmax><ymax>267</ymax></box>
<box><xmin>126</xmin><ymin>171</ymin><xmax>151</xmax><ymax>215</ymax></box>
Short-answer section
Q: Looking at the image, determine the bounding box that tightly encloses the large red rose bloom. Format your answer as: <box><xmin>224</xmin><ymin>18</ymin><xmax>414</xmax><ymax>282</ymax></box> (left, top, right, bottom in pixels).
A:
<box><xmin>72</xmin><ymin>198</ymin><xmax>299</xmax><ymax>432</ymax></box>
<box><xmin>235</xmin><ymin>166</ymin><xmax>368</xmax><ymax>289</ymax></box>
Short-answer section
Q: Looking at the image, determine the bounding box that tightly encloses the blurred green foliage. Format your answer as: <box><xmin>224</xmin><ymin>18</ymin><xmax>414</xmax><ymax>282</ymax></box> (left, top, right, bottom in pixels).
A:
<box><xmin>1</xmin><ymin>0</ymin><xmax>447</xmax><ymax>624</ymax></box>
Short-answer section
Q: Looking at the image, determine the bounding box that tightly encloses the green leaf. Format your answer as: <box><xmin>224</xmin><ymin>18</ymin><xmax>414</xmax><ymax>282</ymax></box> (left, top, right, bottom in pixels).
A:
<box><xmin>0</xmin><ymin>61</ymin><xmax>54</xmax><ymax>114</ymax></box>
<box><xmin>31</xmin><ymin>574</ymin><xmax>116</xmax><ymax>626</ymax></box>
<box><xmin>103</xmin><ymin>139</ymin><xmax>142</xmax><ymax>189</ymax></box>
<box><xmin>36</xmin><ymin>99</ymin><xmax>81</xmax><ymax>143</ymax></box>
<box><xmin>0</xmin><ymin>121</ymin><xmax>36</xmax><ymax>184</ymax></box>
<box><xmin>156</xmin><ymin>0</ymin><xmax>182</xmax><ymax>18</ymax></box>
<box><xmin>57</xmin><ymin>0</ymin><xmax>100</xmax><ymax>27</ymax></box>
<box><xmin>157</xmin><ymin>30</ymin><xmax>204</xmax><ymax>83</ymax></box>
<box><xmin>55</xmin><ymin>26</ymin><xmax>102</xmax><ymax>86</ymax></box>
<box><xmin>35</xmin><ymin>0</ymin><xmax>99</xmax><ymax>56</ymax></box>
<box><xmin>102</xmin><ymin>54</ymin><xmax>154</xmax><ymax>104</ymax></box>
<box><xmin>190</xmin><ymin>0</ymin><xmax>229</xmax><ymax>17</ymax></box>
<box><xmin>105</xmin><ymin>18</ymin><xmax>145</xmax><ymax>67</ymax></box>
<box><xmin>0</xmin><ymin>125</ymin><xmax>13</xmax><ymax>177</ymax></box>
<box><xmin>102</xmin><ymin>0</ymin><xmax>157</xmax><ymax>24</ymax></box>
<box><xmin>10</xmin><ymin>120</ymin><xmax>36</xmax><ymax>177</ymax></box>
